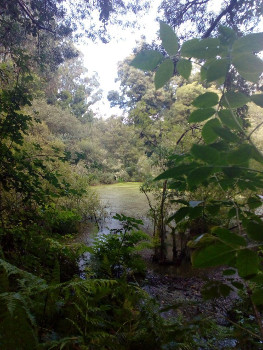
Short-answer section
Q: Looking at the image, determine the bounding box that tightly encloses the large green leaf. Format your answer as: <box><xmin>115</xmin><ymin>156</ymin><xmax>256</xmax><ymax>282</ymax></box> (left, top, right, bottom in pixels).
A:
<box><xmin>192</xmin><ymin>242</ymin><xmax>235</xmax><ymax>268</ymax></box>
<box><xmin>236</xmin><ymin>249</ymin><xmax>258</xmax><ymax>278</ymax></box>
<box><xmin>168</xmin><ymin>207</ymin><xmax>190</xmax><ymax>223</ymax></box>
<box><xmin>251</xmin><ymin>94</ymin><xmax>263</xmax><ymax>108</ymax></box>
<box><xmin>130</xmin><ymin>50</ymin><xmax>163</xmax><ymax>71</ymax></box>
<box><xmin>202</xmin><ymin>281</ymin><xmax>232</xmax><ymax>299</ymax></box>
<box><xmin>202</xmin><ymin>118</ymin><xmax>221</xmax><ymax>144</ymax></box>
<box><xmin>212</xmin><ymin>227</ymin><xmax>246</xmax><ymax>247</ymax></box>
<box><xmin>155</xmin><ymin>163</ymin><xmax>196</xmax><ymax>181</ymax></box>
<box><xmin>176</xmin><ymin>59</ymin><xmax>192</xmax><ymax>79</ymax></box>
<box><xmin>252</xmin><ymin>289</ymin><xmax>263</xmax><ymax>305</ymax></box>
<box><xmin>187</xmin><ymin>166</ymin><xmax>214</xmax><ymax>187</ymax></box>
<box><xmin>227</xmin><ymin>144</ymin><xmax>254</xmax><ymax>165</ymax></box>
<box><xmin>232</xmin><ymin>53</ymin><xmax>263</xmax><ymax>83</ymax></box>
<box><xmin>193</xmin><ymin>92</ymin><xmax>219</xmax><ymax>108</ymax></box>
<box><xmin>247</xmin><ymin>196</ymin><xmax>262</xmax><ymax>209</ymax></box>
<box><xmin>233</xmin><ymin>32</ymin><xmax>263</xmax><ymax>53</ymax></box>
<box><xmin>222</xmin><ymin>91</ymin><xmax>250</xmax><ymax>108</ymax></box>
<box><xmin>160</xmin><ymin>21</ymin><xmax>178</xmax><ymax>56</ymax></box>
<box><xmin>212</xmin><ymin>126</ymin><xmax>239</xmax><ymax>143</ymax></box>
<box><xmin>218</xmin><ymin>109</ymin><xmax>241</xmax><ymax>130</ymax></box>
<box><xmin>206</xmin><ymin>59</ymin><xmax>229</xmax><ymax>82</ymax></box>
<box><xmin>181</xmin><ymin>38</ymin><xmax>221</xmax><ymax>59</ymax></box>
<box><xmin>154</xmin><ymin>59</ymin><xmax>174</xmax><ymax>89</ymax></box>
<box><xmin>188</xmin><ymin>108</ymin><xmax>215</xmax><ymax>123</ymax></box>
<box><xmin>246</xmin><ymin>221</ymin><xmax>263</xmax><ymax>242</ymax></box>
<box><xmin>191</xmin><ymin>144</ymin><xmax>219</xmax><ymax>163</ymax></box>
<box><xmin>218</xmin><ymin>26</ymin><xmax>237</xmax><ymax>46</ymax></box>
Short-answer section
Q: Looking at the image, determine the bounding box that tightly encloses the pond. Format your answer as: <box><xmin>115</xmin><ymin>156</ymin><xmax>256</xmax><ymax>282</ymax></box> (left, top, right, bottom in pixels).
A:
<box><xmin>79</xmin><ymin>182</ymin><xmax>153</xmax><ymax>242</ymax></box>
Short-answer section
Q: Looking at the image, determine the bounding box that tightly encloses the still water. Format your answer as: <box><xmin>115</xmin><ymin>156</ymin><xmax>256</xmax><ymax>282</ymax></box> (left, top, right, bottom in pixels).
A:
<box><xmin>79</xmin><ymin>182</ymin><xmax>153</xmax><ymax>243</ymax></box>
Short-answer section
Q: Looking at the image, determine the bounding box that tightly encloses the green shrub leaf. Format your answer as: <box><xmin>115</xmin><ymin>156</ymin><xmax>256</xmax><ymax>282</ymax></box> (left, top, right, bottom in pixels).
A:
<box><xmin>192</xmin><ymin>242</ymin><xmax>235</xmax><ymax>268</ymax></box>
<box><xmin>168</xmin><ymin>207</ymin><xmax>190</xmax><ymax>223</ymax></box>
<box><xmin>202</xmin><ymin>119</ymin><xmax>221</xmax><ymax>144</ymax></box>
<box><xmin>251</xmin><ymin>94</ymin><xmax>263</xmax><ymax>108</ymax></box>
<box><xmin>154</xmin><ymin>59</ymin><xmax>174</xmax><ymax>89</ymax></box>
<box><xmin>193</xmin><ymin>92</ymin><xmax>219</xmax><ymax>108</ymax></box>
<box><xmin>222</xmin><ymin>91</ymin><xmax>250</xmax><ymax>108</ymax></box>
<box><xmin>206</xmin><ymin>59</ymin><xmax>229</xmax><ymax>82</ymax></box>
<box><xmin>236</xmin><ymin>249</ymin><xmax>258</xmax><ymax>278</ymax></box>
<box><xmin>181</xmin><ymin>38</ymin><xmax>221</xmax><ymax>59</ymax></box>
<box><xmin>187</xmin><ymin>166</ymin><xmax>214</xmax><ymax>187</ymax></box>
<box><xmin>160</xmin><ymin>21</ymin><xmax>178</xmax><ymax>56</ymax></box>
<box><xmin>227</xmin><ymin>144</ymin><xmax>254</xmax><ymax>165</ymax></box>
<box><xmin>189</xmin><ymin>108</ymin><xmax>215</xmax><ymax>123</ymax></box>
<box><xmin>130</xmin><ymin>50</ymin><xmax>163</xmax><ymax>71</ymax></box>
<box><xmin>246</xmin><ymin>221</ymin><xmax>263</xmax><ymax>242</ymax></box>
<box><xmin>232</xmin><ymin>53</ymin><xmax>263</xmax><ymax>83</ymax></box>
<box><xmin>252</xmin><ymin>289</ymin><xmax>263</xmax><ymax>305</ymax></box>
<box><xmin>233</xmin><ymin>32</ymin><xmax>263</xmax><ymax>53</ymax></box>
<box><xmin>176</xmin><ymin>59</ymin><xmax>192</xmax><ymax>79</ymax></box>
<box><xmin>212</xmin><ymin>227</ymin><xmax>246</xmax><ymax>247</ymax></box>
<box><xmin>213</xmin><ymin>126</ymin><xmax>239</xmax><ymax>143</ymax></box>
<box><xmin>191</xmin><ymin>144</ymin><xmax>219</xmax><ymax>163</ymax></box>
<box><xmin>218</xmin><ymin>109</ymin><xmax>241</xmax><ymax>130</ymax></box>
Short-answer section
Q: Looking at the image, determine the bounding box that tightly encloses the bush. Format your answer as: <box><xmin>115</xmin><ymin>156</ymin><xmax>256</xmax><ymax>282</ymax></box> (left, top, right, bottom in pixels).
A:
<box><xmin>89</xmin><ymin>214</ymin><xmax>151</xmax><ymax>278</ymax></box>
<box><xmin>44</xmin><ymin>207</ymin><xmax>81</xmax><ymax>235</ymax></box>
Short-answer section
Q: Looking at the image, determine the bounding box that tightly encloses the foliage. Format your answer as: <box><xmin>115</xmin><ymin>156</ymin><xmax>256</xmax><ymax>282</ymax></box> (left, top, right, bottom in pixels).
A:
<box><xmin>89</xmin><ymin>214</ymin><xmax>150</xmax><ymax>278</ymax></box>
<box><xmin>131</xmin><ymin>21</ymin><xmax>263</xmax><ymax>341</ymax></box>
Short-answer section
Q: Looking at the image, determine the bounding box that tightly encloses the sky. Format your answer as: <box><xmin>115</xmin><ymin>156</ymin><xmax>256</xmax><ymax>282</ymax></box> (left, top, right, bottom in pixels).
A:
<box><xmin>77</xmin><ymin>0</ymin><xmax>262</xmax><ymax>119</ymax></box>
<box><xmin>77</xmin><ymin>1</ymin><xmax>162</xmax><ymax>118</ymax></box>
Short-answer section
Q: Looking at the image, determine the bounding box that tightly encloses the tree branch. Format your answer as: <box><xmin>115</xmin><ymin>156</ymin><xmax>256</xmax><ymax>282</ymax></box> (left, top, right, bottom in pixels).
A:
<box><xmin>202</xmin><ymin>0</ymin><xmax>238</xmax><ymax>38</ymax></box>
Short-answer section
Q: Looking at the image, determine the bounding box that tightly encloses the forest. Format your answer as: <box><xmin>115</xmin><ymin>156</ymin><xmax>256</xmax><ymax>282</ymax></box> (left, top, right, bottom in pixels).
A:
<box><xmin>1</xmin><ymin>0</ymin><xmax>263</xmax><ymax>349</ymax></box>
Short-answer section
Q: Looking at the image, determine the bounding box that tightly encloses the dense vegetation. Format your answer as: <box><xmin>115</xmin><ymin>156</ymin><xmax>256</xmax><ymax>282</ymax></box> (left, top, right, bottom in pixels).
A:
<box><xmin>1</xmin><ymin>0</ymin><xmax>263</xmax><ymax>349</ymax></box>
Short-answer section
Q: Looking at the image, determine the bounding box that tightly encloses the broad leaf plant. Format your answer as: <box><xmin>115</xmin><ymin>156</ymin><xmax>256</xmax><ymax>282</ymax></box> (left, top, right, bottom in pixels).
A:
<box><xmin>131</xmin><ymin>21</ymin><xmax>263</xmax><ymax>338</ymax></box>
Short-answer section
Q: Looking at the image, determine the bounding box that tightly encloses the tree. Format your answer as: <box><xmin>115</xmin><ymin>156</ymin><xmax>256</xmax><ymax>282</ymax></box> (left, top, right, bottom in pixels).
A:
<box><xmin>159</xmin><ymin>0</ymin><xmax>263</xmax><ymax>40</ymax></box>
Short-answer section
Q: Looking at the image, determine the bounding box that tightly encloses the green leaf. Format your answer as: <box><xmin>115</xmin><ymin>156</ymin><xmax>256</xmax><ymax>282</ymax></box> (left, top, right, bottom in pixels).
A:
<box><xmin>247</xmin><ymin>196</ymin><xmax>262</xmax><ymax>209</ymax></box>
<box><xmin>187</xmin><ymin>166</ymin><xmax>214</xmax><ymax>187</ymax></box>
<box><xmin>202</xmin><ymin>281</ymin><xmax>232</xmax><ymax>299</ymax></box>
<box><xmin>192</xmin><ymin>242</ymin><xmax>235</xmax><ymax>268</ymax></box>
<box><xmin>252</xmin><ymin>289</ymin><xmax>263</xmax><ymax>305</ymax></box>
<box><xmin>188</xmin><ymin>108</ymin><xmax>215</xmax><ymax>123</ymax></box>
<box><xmin>202</xmin><ymin>119</ymin><xmax>221</xmax><ymax>144</ymax></box>
<box><xmin>223</xmin><ymin>166</ymin><xmax>242</xmax><ymax>178</ymax></box>
<box><xmin>160</xmin><ymin>21</ymin><xmax>178</xmax><ymax>56</ymax></box>
<box><xmin>155</xmin><ymin>163</ymin><xmax>196</xmax><ymax>181</ymax></box>
<box><xmin>193</xmin><ymin>92</ymin><xmax>219</xmax><ymax>108</ymax></box>
<box><xmin>154</xmin><ymin>59</ymin><xmax>174</xmax><ymax>89</ymax></box>
<box><xmin>176</xmin><ymin>59</ymin><xmax>192</xmax><ymax>79</ymax></box>
<box><xmin>213</xmin><ymin>126</ymin><xmax>239</xmax><ymax>143</ymax></box>
<box><xmin>206</xmin><ymin>204</ymin><xmax>220</xmax><ymax>215</ymax></box>
<box><xmin>218</xmin><ymin>109</ymin><xmax>241</xmax><ymax>130</ymax></box>
<box><xmin>212</xmin><ymin>227</ymin><xmax>246</xmax><ymax>247</ymax></box>
<box><xmin>181</xmin><ymin>38</ymin><xmax>221</xmax><ymax>59</ymax></box>
<box><xmin>236</xmin><ymin>249</ymin><xmax>258</xmax><ymax>278</ymax></box>
<box><xmin>247</xmin><ymin>221</ymin><xmax>263</xmax><ymax>242</ymax></box>
<box><xmin>168</xmin><ymin>207</ymin><xmax>190</xmax><ymax>223</ymax></box>
<box><xmin>222</xmin><ymin>91</ymin><xmax>250</xmax><ymax>108</ymax></box>
<box><xmin>218</xmin><ymin>26</ymin><xmax>237</xmax><ymax>46</ymax></box>
<box><xmin>227</xmin><ymin>144</ymin><xmax>254</xmax><ymax>165</ymax></box>
<box><xmin>191</xmin><ymin>144</ymin><xmax>219</xmax><ymax>163</ymax></box>
<box><xmin>189</xmin><ymin>206</ymin><xmax>203</xmax><ymax>219</ymax></box>
<box><xmin>233</xmin><ymin>32</ymin><xmax>263</xmax><ymax>53</ymax></box>
<box><xmin>251</xmin><ymin>94</ymin><xmax>263</xmax><ymax>108</ymax></box>
<box><xmin>130</xmin><ymin>50</ymin><xmax>163</xmax><ymax>71</ymax></box>
<box><xmin>231</xmin><ymin>281</ymin><xmax>244</xmax><ymax>290</ymax></box>
<box><xmin>232</xmin><ymin>53</ymin><xmax>263</xmax><ymax>83</ymax></box>
<box><xmin>223</xmin><ymin>268</ymin><xmax>236</xmax><ymax>276</ymax></box>
<box><xmin>206</xmin><ymin>59</ymin><xmax>229</xmax><ymax>82</ymax></box>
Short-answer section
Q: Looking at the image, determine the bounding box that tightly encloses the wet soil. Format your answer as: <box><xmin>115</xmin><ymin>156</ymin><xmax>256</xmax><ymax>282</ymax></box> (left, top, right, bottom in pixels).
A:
<box><xmin>141</xmin><ymin>260</ymin><xmax>240</xmax><ymax>325</ymax></box>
